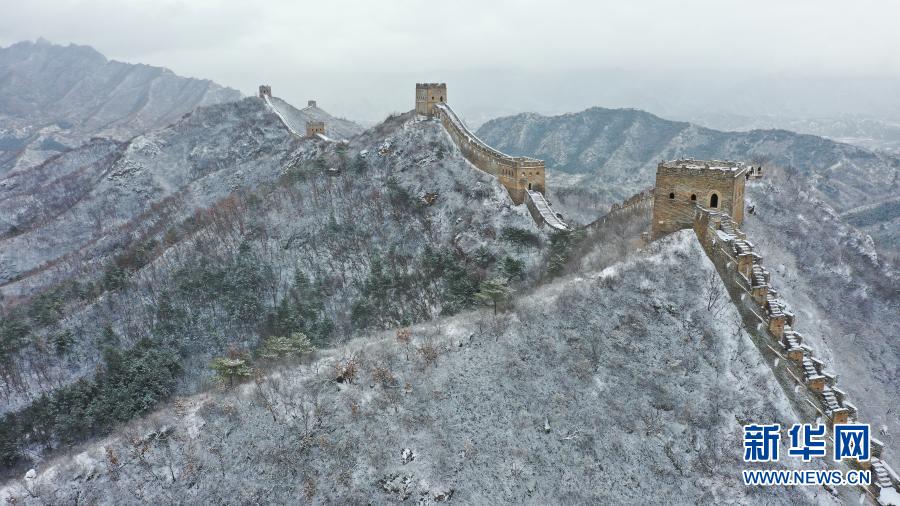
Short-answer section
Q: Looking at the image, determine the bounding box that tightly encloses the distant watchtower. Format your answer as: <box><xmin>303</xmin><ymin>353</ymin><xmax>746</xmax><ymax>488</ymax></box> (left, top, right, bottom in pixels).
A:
<box><xmin>651</xmin><ymin>159</ymin><xmax>749</xmax><ymax>239</ymax></box>
<box><xmin>306</xmin><ymin>120</ymin><xmax>325</xmax><ymax>137</ymax></box>
<box><xmin>259</xmin><ymin>85</ymin><xmax>272</xmax><ymax>98</ymax></box>
<box><xmin>415</xmin><ymin>83</ymin><xmax>447</xmax><ymax>116</ymax></box>
<box><xmin>307</xmin><ymin>100</ymin><xmax>317</xmax><ymax>108</ymax></box>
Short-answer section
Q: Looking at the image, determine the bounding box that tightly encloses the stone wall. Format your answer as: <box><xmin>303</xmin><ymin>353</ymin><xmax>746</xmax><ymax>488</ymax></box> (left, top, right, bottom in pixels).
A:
<box><xmin>433</xmin><ymin>103</ymin><xmax>545</xmax><ymax>205</ymax></box>
<box><xmin>693</xmin><ymin>208</ymin><xmax>900</xmax><ymax>501</ymax></box>
<box><xmin>652</xmin><ymin>160</ymin><xmax>747</xmax><ymax>239</ymax></box>
<box><xmin>587</xmin><ymin>187</ymin><xmax>654</xmax><ymax>229</ymax></box>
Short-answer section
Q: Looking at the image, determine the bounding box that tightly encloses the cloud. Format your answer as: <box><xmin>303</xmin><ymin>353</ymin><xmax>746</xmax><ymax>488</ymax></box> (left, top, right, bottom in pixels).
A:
<box><xmin>1</xmin><ymin>0</ymin><xmax>898</xmax><ymax>121</ymax></box>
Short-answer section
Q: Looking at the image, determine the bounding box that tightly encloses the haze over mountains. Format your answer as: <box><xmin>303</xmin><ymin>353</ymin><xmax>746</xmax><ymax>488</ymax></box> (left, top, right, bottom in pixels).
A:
<box><xmin>0</xmin><ymin>39</ymin><xmax>241</xmax><ymax>174</ymax></box>
<box><xmin>0</xmin><ymin>40</ymin><xmax>898</xmax><ymax>503</ymax></box>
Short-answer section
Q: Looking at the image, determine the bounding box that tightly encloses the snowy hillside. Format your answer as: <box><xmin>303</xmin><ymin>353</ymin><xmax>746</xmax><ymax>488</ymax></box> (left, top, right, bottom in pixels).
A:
<box><xmin>743</xmin><ymin>171</ymin><xmax>900</xmax><ymax>471</ymax></box>
<box><xmin>267</xmin><ymin>97</ymin><xmax>364</xmax><ymax>140</ymax></box>
<box><xmin>0</xmin><ymin>97</ymin><xmax>299</xmax><ymax>300</ymax></box>
<box><xmin>0</xmin><ymin>39</ymin><xmax>242</xmax><ymax>174</ymax></box>
<box><xmin>0</xmin><ymin>230</ymin><xmax>847</xmax><ymax>505</ymax></box>
<box><xmin>476</xmin><ymin>107</ymin><xmax>900</xmax><ymax>232</ymax></box>
<box><xmin>0</xmin><ymin>109</ymin><xmax>552</xmax><ymax>471</ymax></box>
<box><xmin>479</xmin><ymin>107</ymin><xmax>900</xmax><ymax>471</ymax></box>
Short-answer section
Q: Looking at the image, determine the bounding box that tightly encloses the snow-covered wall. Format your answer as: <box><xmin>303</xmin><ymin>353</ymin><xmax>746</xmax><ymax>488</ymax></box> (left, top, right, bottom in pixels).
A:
<box><xmin>433</xmin><ymin>103</ymin><xmax>545</xmax><ymax>205</ymax></box>
<box><xmin>693</xmin><ymin>207</ymin><xmax>900</xmax><ymax>501</ymax></box>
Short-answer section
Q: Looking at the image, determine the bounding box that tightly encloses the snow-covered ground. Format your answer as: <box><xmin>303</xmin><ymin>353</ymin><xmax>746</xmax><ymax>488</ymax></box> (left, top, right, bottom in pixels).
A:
<box><xmin>0</xmin><ymin>231</ymin><xmax>847</xmax><ymax>504</ymax></box>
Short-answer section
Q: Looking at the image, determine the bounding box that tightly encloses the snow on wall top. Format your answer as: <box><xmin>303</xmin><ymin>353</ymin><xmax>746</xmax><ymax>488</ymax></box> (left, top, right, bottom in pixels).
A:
<box><xmin>434</xmin><ymin>103</ymin><xmax>542</xmax><ymax>165</ymax></box>
<box><xmin>526</xmin><ymin>190</ymin><xmax>569</xmax><ymax>231</ymax></box>
<box><xmin>660</xmin><ymin>158</ymin><xmax>749</xmax><ymax>175</ymax></box>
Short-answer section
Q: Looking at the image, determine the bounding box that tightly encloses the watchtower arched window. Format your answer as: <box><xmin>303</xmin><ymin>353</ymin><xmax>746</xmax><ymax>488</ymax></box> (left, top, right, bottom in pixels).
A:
<box><xmin>668</xmin><ymin>192</ymin><xmax>675</xmax><ymax>199</ymax></box>
<box><xmin>690</xmin><ymin>194</ymin><xmax>697</xmax><ymax>201</ymax></box>
<box><xmin>710</xmin><ymin>193</ymin><xmax>719</xmax><ymax>208</ymax></box>
<box><xmin>440</xmin><ymin>96</ymin><xmax>444</xmax><ymax>101</ymax></box>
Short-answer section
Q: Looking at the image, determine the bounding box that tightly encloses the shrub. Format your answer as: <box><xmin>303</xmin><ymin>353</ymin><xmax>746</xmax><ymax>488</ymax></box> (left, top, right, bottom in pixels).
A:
<box><xmin>500</xmin><ymin>227</ymin><xmax>541</xmax><ymax>248</ymax></box>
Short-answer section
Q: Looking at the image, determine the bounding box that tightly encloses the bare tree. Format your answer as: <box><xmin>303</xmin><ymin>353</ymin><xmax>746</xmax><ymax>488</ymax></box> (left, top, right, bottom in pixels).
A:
<box><xmin>704</xmin><ymin>271</ymin><xmax>724</xmax><ymax>313</ymax></box>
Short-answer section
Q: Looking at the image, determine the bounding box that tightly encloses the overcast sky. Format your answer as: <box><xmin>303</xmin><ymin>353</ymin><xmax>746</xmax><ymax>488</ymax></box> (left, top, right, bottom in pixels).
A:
<box><xmin>2</xmin><ymin>0</ymin><xmax>899</xmax><ymax>122</ymax></box>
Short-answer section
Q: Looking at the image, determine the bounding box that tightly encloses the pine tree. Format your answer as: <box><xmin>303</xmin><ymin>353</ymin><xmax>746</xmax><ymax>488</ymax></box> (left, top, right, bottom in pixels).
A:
<box><xmin>211</xmin><ymin>351</ymin><xmax>253</xmax><ymax>388</ymax></box>
<box><xmin>475</xmin><ymin>278</ymin><xmax>512</xmax><ymax>315</ymax></box>
<box><xmin>259</xmin><ymin>332</ymin><xmax>313</xmax><ymax>361</ymax></box>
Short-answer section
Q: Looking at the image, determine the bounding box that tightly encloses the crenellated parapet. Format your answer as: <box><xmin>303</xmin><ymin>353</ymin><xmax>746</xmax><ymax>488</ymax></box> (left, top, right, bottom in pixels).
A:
<box><xmin>693</xmin><ymin>208</ymin><xmax>900</xmax><ymax>500</ymax></box>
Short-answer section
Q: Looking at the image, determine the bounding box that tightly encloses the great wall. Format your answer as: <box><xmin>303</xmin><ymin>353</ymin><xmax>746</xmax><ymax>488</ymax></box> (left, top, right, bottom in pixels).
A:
<box><xmin>255</xmin><ymin>82</ymin><xmax>899</xmax><ymax>502</ymax></box>
<box><xmin>259</xmin><ymin>84</ymin><xmax>335</xmax><ymax>142</ymax></box>
<box><xmin>415</xmin><ymin>83</ymin><xmax>568</xmax><ymax>231</ymax></box>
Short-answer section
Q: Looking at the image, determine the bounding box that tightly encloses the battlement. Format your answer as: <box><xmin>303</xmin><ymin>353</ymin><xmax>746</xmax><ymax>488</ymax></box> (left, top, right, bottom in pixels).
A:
<box><xmin>658</xmin><ymin>159</ymin><xmax>750</xmax><ymax>178</ymax></box>
<box><xmin>258</xmin><ymin>85</ymin><xmax>272</xmax><ymax>98</ymax></box>
<box><xmin>652</xmin><ymin>158</ymin><xmax>747</xmax><ymax>239</ymax></box>
<box><xmin>692</xmin><ymin>207</ymin><xmax>900</xmax><ymax>499</ymax></box>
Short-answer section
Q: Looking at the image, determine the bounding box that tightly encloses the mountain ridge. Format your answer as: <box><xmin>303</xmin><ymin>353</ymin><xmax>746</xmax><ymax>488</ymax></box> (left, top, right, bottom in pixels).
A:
<box><xmin>0</xmin><ymin>39</ymin><xmax>243</xmax><ymax>174</ymax></box>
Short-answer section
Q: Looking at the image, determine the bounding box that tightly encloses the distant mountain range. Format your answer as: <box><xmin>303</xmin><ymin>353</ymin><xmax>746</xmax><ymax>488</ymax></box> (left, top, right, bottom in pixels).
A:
<box><xmin>476</xmin><ymin>107</ymin><xmax>900</xmax><ymax>256</ymax></box>
<box><xmin>691</xmin><ymin>112</ymin><xmax>900</xmax><ymax>155</ymax></box>
<box><xmin>0</xmin><ymin>39</ymin><xmax>242</xmax><ymax>174</ymax></box>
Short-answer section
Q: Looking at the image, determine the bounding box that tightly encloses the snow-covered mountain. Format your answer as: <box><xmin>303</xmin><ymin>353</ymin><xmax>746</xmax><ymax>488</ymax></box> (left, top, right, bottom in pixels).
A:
<box><xmin>267</xmin><ymin>96</ymin><xmax>364</xmax><ymax>141</ymax></box>
<box><xmin>0</xmin><ymin>43</ymin><xmax>895</xmax><ymax>502</ymax></box>
<box><xmin>476</xmin><ymin>107</ymin><xmax>900</xmax><ymax>257</ymax></box>
<box><xmin>0</xmin><ymin>227</ymin><xmax>849</xmax><ymax>505</ymax></box>
<box><xmin>691</xmin><ymin>113</ymin><xmax>900</xmax><ymax>156</ymax></box>
<box><xmin>0</xmin><ymin>105</ymin><xmax>552</xmax><ymax>473</ymax></box>
<box><xmin>478</xmin><ymin>107</ymin><xmax>900</xmax><ymax>471</ymax></box>
<box><xmin>0</xmin><ymin>39</ymin><xmax>242</xmax><ymax>174</ymax></box>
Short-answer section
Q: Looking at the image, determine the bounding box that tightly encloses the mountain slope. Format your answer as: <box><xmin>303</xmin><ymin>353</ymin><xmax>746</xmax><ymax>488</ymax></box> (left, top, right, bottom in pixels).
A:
<box><xmin>0</xmin><ymin>231</ymin><xmax>841</xmax><ymax>505</ymax></box>
<box><xmin>267</xmin><ymin>96</ymin><xmax>363</xmax><ymax>140</ymax></box>
<box><xmin>0</xmin><ymin>39</ymin><xmax>242</xmax><ymax>174</ymax></box>
<box><xmin>0</xmin><ymin>108</ymin><xmax>550</xmax><ymax>471</ymax></box>
<box><xmin>480</xmin><ymin>106</ymin><xmax>900</xmax><ymax>470</ymax></box>
<box><xmin>0</xmin><ymin>97</ymin><xmax>297</xmax><ymax>300</ymax></box>
<box><xmin>476</xmin><ymin>107</ymin><xmax>900</xmax><ymax>229</ymax></box>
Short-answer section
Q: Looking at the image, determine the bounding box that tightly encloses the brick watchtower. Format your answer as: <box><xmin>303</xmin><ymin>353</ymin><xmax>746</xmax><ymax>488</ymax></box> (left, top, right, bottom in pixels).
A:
<box><xmin>651</xmin><ymin>159</ymin><xmax>749</xmax><ymax>239</ymax></box>
<box><xmin>306</xmin><ymin>121</ymin><xmax>325</xmax><ymax>137</ymax></box>
<box><xmin>415</xmin><ymin>83</ymin><xmax>447</xmax><ymax>116</ymax></box>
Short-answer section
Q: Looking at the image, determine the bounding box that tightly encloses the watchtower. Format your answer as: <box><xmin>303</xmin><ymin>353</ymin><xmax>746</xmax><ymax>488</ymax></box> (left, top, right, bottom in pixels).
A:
<box><xmin>651</xmin><ymin>159</ymin><xmax>749</xmax><ymax>239</ymax></box>
<box><xmin>307</xmin><ymin>100</ymin><xmax>317</xmax><ymax>108</ymax></box>
<box><xmin>306</xmin><ymin>120</ymin><xmax>325</xmax><ymax>137</ymax></box>
<box><xmin>258</xmin><ymin>85</ymin><xmax>272</xmax><ymax>98</ymax></box>
<box><xmin>415</xmin><ymin>83</ymin><xmax>447</xmax><ymax>116</ymax></box>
